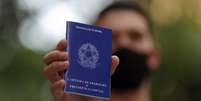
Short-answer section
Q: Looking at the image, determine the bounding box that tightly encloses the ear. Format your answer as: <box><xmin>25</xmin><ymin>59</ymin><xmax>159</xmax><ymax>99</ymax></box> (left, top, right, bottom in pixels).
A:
<box><xmin>147</xmin><ymin>48</ymin><xmax>160</xmax><ymax>71</ymax></box>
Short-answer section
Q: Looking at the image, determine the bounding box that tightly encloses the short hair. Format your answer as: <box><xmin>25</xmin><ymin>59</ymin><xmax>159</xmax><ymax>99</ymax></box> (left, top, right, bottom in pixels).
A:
<box><xmin>97</xmin><ymin>1</ymin><xmax>153</xmax><ymax>33</ymax></box>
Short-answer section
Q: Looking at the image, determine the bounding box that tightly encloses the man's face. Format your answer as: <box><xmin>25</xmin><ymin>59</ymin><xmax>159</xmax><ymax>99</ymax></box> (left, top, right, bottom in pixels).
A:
<box><xmin>96</xmin><ymin>10</ymin><xmax>160</xmax><ymax>91</ymax></box>
<box><xmin>96</xmin><ymin>10</ymin><xmax>155</xmax><ymax>55</ymax></box>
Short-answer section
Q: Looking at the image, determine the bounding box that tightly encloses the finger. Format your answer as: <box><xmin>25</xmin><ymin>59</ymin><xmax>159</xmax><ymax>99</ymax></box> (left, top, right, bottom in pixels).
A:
<box><xmin>43</xmin><ymin>50</ymin><xmax>68</xmax><ymax>65</ymax></box>
<box><xmin>43</xmin><ymin>61</ymin><xmax>69</xmax><ymax>82</ymax></box>
<box><xmin>56</xmin><ymin>39</ymin><xmax>67</xmax><ymax>51</ymax></box>
<box><xmin>46</xmin><ymin>73</ymin><xmax>61</xmax><ymax>83</ymax></box>
<box><xmin>51</xmin><ymin>79</ymin><xmax>65</xmax><ymax>100</ymax></box>
<box><xmin>111</xmin><ymin>55</ymin><xmax>119</xmax><ymax>75</ymax></box>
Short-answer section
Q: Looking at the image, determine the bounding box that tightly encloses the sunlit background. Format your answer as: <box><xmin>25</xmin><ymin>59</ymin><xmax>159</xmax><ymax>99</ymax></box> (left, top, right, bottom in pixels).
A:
<box><xmin>0</xmin><ymin>0</ymin><xmax>201</xmax><ymax>101</ymax></box>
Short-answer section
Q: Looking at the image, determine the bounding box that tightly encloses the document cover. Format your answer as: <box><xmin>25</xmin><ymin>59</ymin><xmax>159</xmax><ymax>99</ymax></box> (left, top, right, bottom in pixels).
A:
<box><xmin>64</xmin><ymin>21</ymin><xmax>112</xmax><ymax>99</ymax></box>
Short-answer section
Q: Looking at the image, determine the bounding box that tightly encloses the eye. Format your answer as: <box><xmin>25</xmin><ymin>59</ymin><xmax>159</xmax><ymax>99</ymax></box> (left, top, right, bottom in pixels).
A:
<box><xmin>128</xmin><ymin>30</ymin><xmax>143</xmax><ymax>41</ymax></box>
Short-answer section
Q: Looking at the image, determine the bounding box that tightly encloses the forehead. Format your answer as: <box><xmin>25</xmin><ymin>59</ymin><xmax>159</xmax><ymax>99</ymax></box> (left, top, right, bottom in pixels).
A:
<box><xmin>96</xmin><ymin>10</ymin><xmax>150</xmax><ymax>33</ymax></box>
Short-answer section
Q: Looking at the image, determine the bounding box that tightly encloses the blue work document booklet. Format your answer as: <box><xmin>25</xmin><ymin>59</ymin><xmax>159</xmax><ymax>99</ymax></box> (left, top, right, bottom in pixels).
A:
<box><xmin>64</xmin><ymin>21</ymin><xmax>112</xmax><ymax>99</ymax></box>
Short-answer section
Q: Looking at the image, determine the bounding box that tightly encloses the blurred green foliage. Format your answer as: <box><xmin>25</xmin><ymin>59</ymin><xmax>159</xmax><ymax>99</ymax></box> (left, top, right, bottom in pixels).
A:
<box><xmin>152</xmin><ymin>18</ymin><xmax>201</xmax><ymax>101</ymax></box>
<box><xmin>0</xmin><ymin>0</ymin><xmax>51</xmax><ymax>101</ymax></box>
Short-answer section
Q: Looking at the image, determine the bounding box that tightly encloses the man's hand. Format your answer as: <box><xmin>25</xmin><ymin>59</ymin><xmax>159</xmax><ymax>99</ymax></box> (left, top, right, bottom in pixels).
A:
<box><xmin>43</xmin><ymin>39</ymin><xmax>119</xmax><ymax>101</ymax></box>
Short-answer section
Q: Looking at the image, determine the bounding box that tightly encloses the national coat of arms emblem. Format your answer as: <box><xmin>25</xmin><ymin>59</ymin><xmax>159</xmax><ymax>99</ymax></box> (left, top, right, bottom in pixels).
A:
<box><xmin>77</xmin><ymin>43</ymin><xmax>99</xmax><ymax>69</ymax></box>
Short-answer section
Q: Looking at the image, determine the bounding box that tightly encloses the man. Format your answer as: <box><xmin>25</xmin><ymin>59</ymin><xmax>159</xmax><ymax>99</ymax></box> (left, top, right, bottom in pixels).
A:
<box><xmin>43</xmin><ymin>1</ymin><xmax>160</xmax><ymax>101</ymax></box>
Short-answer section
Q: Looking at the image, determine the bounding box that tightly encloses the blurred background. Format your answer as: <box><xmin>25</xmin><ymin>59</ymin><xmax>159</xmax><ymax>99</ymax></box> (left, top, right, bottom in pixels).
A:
<box><xmin>0</xmin><ymin>0</ymin><xmax>201</xmax><ymax>101</ymax></box>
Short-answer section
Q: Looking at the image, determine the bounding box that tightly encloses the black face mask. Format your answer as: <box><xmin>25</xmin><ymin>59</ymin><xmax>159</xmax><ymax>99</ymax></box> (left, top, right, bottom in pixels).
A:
<box><xmin>111</xmin><ymin>48</ymin><xmax>151</xmax><ymax>91</ymax></box>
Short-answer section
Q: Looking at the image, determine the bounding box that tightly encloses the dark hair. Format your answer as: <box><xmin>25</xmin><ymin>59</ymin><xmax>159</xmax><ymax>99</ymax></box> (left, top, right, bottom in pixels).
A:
<box><xmin>97</xmin><ymin>1</ymin><xmax>153</xmax><ymax>33</ymax></box>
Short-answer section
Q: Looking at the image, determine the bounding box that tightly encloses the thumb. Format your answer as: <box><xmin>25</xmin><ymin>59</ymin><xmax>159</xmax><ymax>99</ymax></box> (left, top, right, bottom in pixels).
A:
<box><xmin>111</xmin><ymin>55</ymin><xmax>119</xmax><ymax>75</ymax></box>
